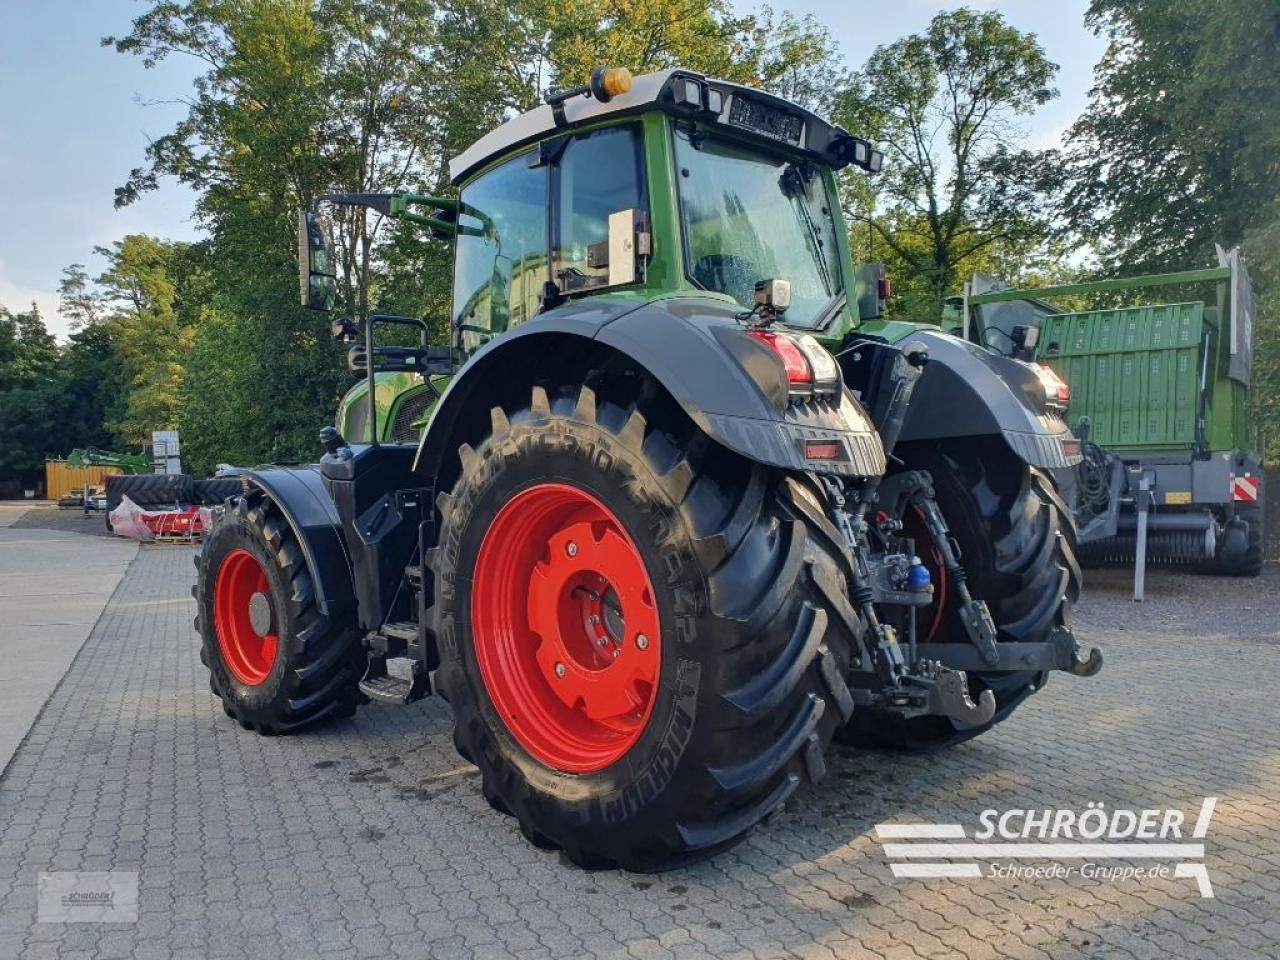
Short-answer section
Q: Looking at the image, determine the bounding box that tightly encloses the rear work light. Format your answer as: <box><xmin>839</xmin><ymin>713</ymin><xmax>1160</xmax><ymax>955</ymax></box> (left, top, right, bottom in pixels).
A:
<box><xmin>1031</xmin><ymin>363</ymin><xmax>1071</xmax><ymax>411</ymax></box>
<box><xmin>746</xmin><ymin>330</ymin><xmax>841</xmax><ymax>399</ymax></box>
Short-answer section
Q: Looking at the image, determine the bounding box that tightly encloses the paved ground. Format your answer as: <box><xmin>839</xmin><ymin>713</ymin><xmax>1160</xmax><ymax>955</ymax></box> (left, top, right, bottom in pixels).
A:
<box><xmin>0</xmin><ymin>543</ymin><xmax>1277</xmax><ymax>959</ymax></box>
<box><xmin>0</xmin><ymin>527</ymin><xmax>136</xmax><ymax>772</ymax></box>
<box><xmin>0</xmin><ymin>503</ymin><xmax>35</xmax><ymax>528</ymax></box>
<box><xmin>10</xmin><ymin>507</ymin><xmax>117</xmax><ymax>539</ymax></box>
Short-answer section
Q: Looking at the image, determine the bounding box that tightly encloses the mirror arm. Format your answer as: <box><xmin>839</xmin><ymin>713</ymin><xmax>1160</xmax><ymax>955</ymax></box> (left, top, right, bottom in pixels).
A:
<box><xmin>364</xmin><ymin>312</ymin><xmax>379</xmax><ymax>447</ymax></box>
<box><xmin>396</xmin><ymin>210</ymin><xmax>457</xmax><ymax>233</ymax></box>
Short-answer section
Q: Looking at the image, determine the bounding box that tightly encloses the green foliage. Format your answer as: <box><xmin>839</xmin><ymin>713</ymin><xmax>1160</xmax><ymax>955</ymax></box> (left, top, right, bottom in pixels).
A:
<box><xmin>94</xmin><ymin>235</ymin><xmax>204</xmax><ymax>444</ymax></box>
<box><xmin>0</xmin><ymin>302</ymin><xmax>125</xmax><ymax>485</ymax></box>
<box><xmin>838</xmin><ymin>9</ymin><xmax>1059</xmax><ymax>317</ymax></box>
<box><xmin>1057</xmin><ymin>0</ymin><xmax>1280</xmax><ymax>272</ymax></box>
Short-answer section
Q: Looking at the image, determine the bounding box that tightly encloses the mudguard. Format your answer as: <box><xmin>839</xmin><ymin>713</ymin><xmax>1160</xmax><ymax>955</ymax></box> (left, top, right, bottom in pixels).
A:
<box><xmin>854</xmin><ymin>329</ymin><xmax>1082</xmax><ymax>469</ymax></box>
<box><xmin>215</xmin><ymin>465</ymin><xmax>356</xmax><ymax>618</ymax></box>
<box><xmin>415</xmin><ymin>295</ymin><xmax>886</xmax><ymax>482</ymax></box>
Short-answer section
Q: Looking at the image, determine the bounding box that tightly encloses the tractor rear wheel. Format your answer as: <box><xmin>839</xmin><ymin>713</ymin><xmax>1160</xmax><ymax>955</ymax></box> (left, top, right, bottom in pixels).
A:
<box><xmin>195</xmin><ymin>492</ymin><xmax>363</xmax><ymax>733</ymax></box>
<box><xmin>430</xmin><ymin>383</ymin><xmax>862</xmax><ymax>870</ymax></box>
<box><xmin>841</xmin><ymin>438</ymin><xmax>1080</xmax><ymax>750</ymax></box>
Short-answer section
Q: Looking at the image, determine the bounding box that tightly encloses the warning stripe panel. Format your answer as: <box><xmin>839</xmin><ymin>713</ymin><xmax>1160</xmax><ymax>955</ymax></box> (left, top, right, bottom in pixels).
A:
<box><xmin>1232</xmin><ymin>476</ymin><xmax>1259</xmax><ymax>502</ymax></box>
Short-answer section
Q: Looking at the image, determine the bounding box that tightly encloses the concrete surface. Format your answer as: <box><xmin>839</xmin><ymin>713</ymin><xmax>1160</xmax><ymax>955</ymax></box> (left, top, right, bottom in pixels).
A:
<box><xmin>0</xmin><ymin>528</ymin><xmax>136</xmax><ymax>774</ymax></box>
<box><xmin>0</xmin><ymin>503</ymin><xmax>34</xmax><ymax>528</ymax></box>
<box><xmin>0</xmin><ymin>545</ymin><xmax>1277</xmax><ymax>959</ymax></box>
<box><xmin>10</xmin><ymin>506</ymin><xmax>118</xmax><ymax>539</ymax></box>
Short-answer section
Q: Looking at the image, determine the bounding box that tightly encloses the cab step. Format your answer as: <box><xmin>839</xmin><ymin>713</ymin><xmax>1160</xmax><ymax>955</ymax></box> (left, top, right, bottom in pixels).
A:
<box><xmin>382</xmin><ymin>621</ymin><xmax>419</xmax><ymax>643</ymax></box>
<box><xmin>358</xmin><ymin>657</ymin><xmax>429</xmax><ymax>705</ymax></box>
<box><xmin>366</xmin><ymin>621</ymin><xmax>420</xmax><ymax>657</ymax></box>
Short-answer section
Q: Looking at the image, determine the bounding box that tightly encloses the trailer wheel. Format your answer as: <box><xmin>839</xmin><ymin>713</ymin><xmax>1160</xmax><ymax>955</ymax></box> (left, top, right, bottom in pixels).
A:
<box><xmin>194</xmin><ymin>492</ymin><xmax>363</xmax><ymax>733</ymax></box>
<box><xmin>430</xmin><ymin>384</ymin><xmax>861</xmax><ymax>871</ymax></box>
<box><xmin>842</xmin><ymin>438</ymin><xmax>1080</xmax><ymax>750</ymax></box>
<box><xmin>1208</xmin><ymin>490</ymin><xmax>1264</xmax><ymax>577</ymax></box>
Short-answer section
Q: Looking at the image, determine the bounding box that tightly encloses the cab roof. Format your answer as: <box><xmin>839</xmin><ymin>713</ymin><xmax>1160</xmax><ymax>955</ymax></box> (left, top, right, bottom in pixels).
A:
<box><xmin>448</xmin><ymin>68</ymin><xmax>882</xmax><ymax>186</ymax></box>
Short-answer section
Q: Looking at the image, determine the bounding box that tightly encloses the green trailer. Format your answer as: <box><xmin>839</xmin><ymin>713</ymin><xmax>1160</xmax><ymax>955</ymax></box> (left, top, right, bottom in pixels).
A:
<box><xmin>963</xmin><ymin>251</ymin><xmax>1263</xmax><ymax>591</ymax></box>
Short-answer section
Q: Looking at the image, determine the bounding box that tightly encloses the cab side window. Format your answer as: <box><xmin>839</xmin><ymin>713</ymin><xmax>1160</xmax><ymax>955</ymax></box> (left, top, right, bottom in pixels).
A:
<box><xmin>452</xmin><ymin>150</ymin><xmax>548</xmax><ymax>343</ymax></box>
<box><xmin>552</xmin><ymin>126</ymin><xmax>645</xmax><ymax>294</ymax></box>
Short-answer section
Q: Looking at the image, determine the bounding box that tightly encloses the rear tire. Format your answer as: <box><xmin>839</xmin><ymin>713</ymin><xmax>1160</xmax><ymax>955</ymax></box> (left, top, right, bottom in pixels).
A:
<box><xmin>430</xmin><ymin>383</ymin><xmax>862</xmax><ymax>871</ymax></box>
<box><xmin>1207</xmin><ymin>484</ymin><xmax>1264</xmax><ymax>577</ymax></box>
<box><xmin>106</xmin><ymin>472</ymin><xmax>194</xmax><ymax>511</ymax></box>
<box><xmin>842</xmin><ymin>438</ymin><xmax>1080</xmax><ymax>750</ymax></box>
<box><xmin>194</xmin><ymin>491</ymin><xmax>363</xmax><ymax>733</ymax></box>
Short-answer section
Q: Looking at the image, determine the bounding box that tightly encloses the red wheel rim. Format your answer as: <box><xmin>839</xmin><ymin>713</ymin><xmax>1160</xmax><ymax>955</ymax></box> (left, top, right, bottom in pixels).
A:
<box><xmin>471</xmin><ymin>483</ymin><xmax>662</xmax><ymax>773</ymax></box>
<box><xmin>213</xmin><ymin>548</ymin><xmax>279</xmax><ymax>686</ymax></box>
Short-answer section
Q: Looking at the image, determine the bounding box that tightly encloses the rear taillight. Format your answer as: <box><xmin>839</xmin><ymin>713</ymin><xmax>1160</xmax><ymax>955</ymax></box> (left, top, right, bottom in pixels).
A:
<box><xmin>747</xmin><ymin>330</ymin><xmax>840</xmax><ymax>399</ymax></box>
<box><xmin>748</xmin><ymin>330</ymin><xmax>812</xmax><ymax>390</ymax></box>
<box><xmin>878</xmin><ymin>276</ymin><xmax>892</xmax><ymax>300</ymax></box>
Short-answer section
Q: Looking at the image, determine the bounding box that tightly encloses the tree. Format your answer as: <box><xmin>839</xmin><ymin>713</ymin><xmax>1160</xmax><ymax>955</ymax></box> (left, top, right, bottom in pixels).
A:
<box><xmin>0</xmin><ymin>304</ymin><xmax>67</xmax><ymax>484</ymax></box>
<box><xmin>838</xmin><ymin>9</ymin><xmax>1058</xmax><ymax>315</ymax></box>
<box><xmin>94</xmin><ymin>235</ymin><xmax>201</xmax><ymax>444</ymax></box>
<box><xmin>1056</xmin><ymin>0</ymin><xmax>1280</xmax><ymax>274</ymax></box>
<box><xmin>105</xmin><ymin>0</ymin><xmax>438</xmax><ymax>463</ymax></box>
<box><xmin>58</xmin><ymin>264</ymin><xmax>106</xmax><ymax>330</ymax></box>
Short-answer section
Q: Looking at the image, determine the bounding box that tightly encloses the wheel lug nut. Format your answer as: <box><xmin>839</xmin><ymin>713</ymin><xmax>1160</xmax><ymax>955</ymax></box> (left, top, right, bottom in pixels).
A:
<box><xmin>554</xmin><ymin>662</ymin><xmax>566</xmax><ymax>678</ymax></box>
<box><xmin>589</xmin><ymin>614</ymin><xmax>600</xmax><ymax>625</ymax></box>
<box><xmin>566</xmin><ymin>541</ymin><xmax>578</xmax><ymax>557</ymax></box>
<box><xmin>636</xmin><ymin>634</ymin><xmax>649</xmax><ymax>650</ymax></box>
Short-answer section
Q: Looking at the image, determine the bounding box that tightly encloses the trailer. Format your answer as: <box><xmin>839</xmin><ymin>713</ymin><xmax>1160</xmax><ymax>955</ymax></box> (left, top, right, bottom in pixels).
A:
<box><xmin>962</xmin><ymin>249</ymin><xmax>1263</xmax><ymax>597</ymax></box>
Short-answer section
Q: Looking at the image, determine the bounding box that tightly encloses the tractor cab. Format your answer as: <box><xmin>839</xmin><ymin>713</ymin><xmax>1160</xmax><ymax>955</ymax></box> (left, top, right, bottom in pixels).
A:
<box><xmin>301</xmin><ymin>68</ymin><xmax>887</xmax><ymax>446</ymax></box>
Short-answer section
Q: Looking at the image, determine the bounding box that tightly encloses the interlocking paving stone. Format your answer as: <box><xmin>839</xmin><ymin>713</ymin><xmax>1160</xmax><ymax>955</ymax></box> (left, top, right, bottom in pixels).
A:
<box><xmin>0</xmin><ymin>545</ymin><xmax>1277</xmax><ymax>959</ymax></box>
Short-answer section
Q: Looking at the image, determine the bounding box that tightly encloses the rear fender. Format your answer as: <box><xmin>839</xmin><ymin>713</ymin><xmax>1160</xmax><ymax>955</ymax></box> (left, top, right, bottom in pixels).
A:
<box><xmin>843</xmin><ymin>329</ymin><xmax>1082</xmax><ymax>469</ymax></box>
<box><xmin>414</xmin><ymin>296</ymin><xmax>886</xmax><ymax>485</ymax></box>
<box><xmin>215</xmin><ymin>466</ymin><xmax>355</xmax><ymax>619</ymax></box>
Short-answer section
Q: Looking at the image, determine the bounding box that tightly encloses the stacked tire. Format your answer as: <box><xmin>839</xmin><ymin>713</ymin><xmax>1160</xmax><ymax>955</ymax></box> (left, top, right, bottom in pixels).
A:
<box><xmin>105</xmin><ymin>474</ymin><xmax>242</xmax><ymax>532</ymax></box>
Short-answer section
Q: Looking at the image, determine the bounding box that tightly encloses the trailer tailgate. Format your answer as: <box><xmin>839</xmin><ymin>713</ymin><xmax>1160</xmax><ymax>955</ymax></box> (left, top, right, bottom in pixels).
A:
<box><xmin>1039</xmin><ymin>301</ymin><xmax>1204</xmax><ymax>449</ymax></box>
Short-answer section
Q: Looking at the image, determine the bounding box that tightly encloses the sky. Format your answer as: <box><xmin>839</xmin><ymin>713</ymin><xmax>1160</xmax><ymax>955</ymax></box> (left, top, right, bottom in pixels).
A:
<box><xmin>0</xmin><ymin>0</ymin><xmax>1106</xmax><ymax>341</ymax></box>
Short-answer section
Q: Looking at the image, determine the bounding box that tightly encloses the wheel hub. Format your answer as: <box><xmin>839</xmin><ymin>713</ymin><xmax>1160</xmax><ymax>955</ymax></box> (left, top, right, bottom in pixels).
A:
<box><xmin>471</xmin><ymin>483</ymin><xmax>662</xmax><ymax>773</ymax></box>
<box><xmin>213</xmin><ymin>549</ymin><xmax>279</xmax><ymax>686</ymax></box>
<box><xmin>248</xmin><ymin>591</ymin><xmax>273</xmax><ymax>637</ymax></box>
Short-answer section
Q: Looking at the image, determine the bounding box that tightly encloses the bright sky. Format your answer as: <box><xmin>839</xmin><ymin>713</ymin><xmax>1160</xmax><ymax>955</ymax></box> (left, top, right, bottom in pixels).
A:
<box><xmin>0</xmin><ymin>0</ymin><xmax>1105</xmax><ymax>341</ymax></box>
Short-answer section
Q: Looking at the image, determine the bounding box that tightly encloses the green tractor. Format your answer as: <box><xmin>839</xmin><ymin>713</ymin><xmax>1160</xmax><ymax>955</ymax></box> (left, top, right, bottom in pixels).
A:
<box><xmin>195</xmin><ymin>67</ymin><xmax>1100</xmax><ymax>870</ymax></box>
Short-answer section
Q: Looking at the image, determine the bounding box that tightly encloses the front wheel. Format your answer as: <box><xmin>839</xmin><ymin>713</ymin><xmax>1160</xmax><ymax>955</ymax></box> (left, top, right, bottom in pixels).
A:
<box><xmin>195</xmin><ymin>492</ymin><xmax>363</xmax><ymax>733</ymax></box>
<box><xmin>430</xmin><ymin>383</ymin><xmax>862</xmax><ymax>870</ymax></box>
<box><xmin>841</xmin><ymin>437</ymin><xmax>1081</xmax><ymax>750</ymax></box>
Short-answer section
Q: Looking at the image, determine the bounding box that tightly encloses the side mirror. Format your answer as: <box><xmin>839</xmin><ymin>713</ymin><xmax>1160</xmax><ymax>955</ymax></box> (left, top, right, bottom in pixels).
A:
<box><xmin>1011</xmin><ymin>324</ymin><xmax>1040</xmax><ymax>360</ymax></box>
<box><xmin>298</xmin><ymin>210</ymin><xmax>338</xmax><ymax>311</ymax></box>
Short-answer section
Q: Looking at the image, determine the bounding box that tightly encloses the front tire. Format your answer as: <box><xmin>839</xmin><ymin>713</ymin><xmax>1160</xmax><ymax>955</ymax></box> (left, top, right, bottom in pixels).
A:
<box><xmin>430</xmin><ymin>383</ymin><xmax>862</xmax><ymax>870</ymax></box>
<box><xmin>194</xmin><ymin>492</ymin><xmax>363</xmax><ymax>733</ymax></box>
<box><xmin>843</xmin><ymin>438</ymin><xmax>1081</xmax><ymax>750</ymax></box>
